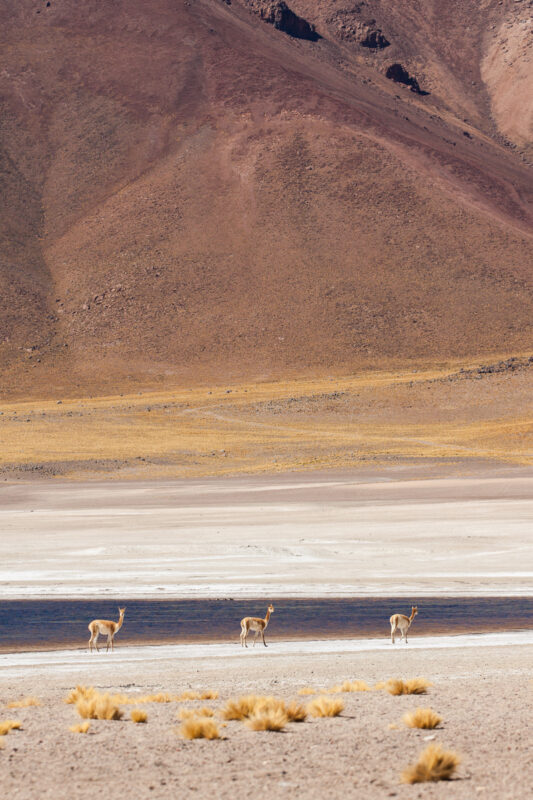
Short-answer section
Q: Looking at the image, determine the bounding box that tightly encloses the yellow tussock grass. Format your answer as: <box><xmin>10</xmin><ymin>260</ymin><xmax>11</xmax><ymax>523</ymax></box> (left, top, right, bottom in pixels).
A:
<box><xmin>65</xmin><ymin>685</ymin><xmax>95</xmax><ymax>704</ymax></box>
<box><xmin>297</xmin><ymin>687</ymin><xmax>318</xmax><ymax>696</ymax></box>
<box><xmin>70</xmin><ymin>722</ymin><xmax>90</xmax><ymax>734</ymax></box>
<box><xmin>307</xmin><ymin>696</ymin><xmax>344</xmax><ymax>718</ymax></box>
<box><xmin>401</xmin><ymin>744</ymin><xmax>460</xmax><ymax>783</ymax></box>
<box><xmin>403</xmin><ymin>708</ymin><xmax>442</xmax><ymax>729</ymax></box>
<box><xmin>179</xmin><ymin>690</ymin><xmax>203</xmax><ymax>701</ymax></box>
<box><xmin>136</xmin><ymin>693</ymin><xmax>176</xmax><ymax>704</ymax></box>
<box><xmin>178</xmin><ymin>717</ymin><xmax>221</xmax><ymax>740</ymax></box>
<box><xmin>131</xmin><ymin>709</ymin><xmax>148</xmax><ymax>723</ymax></box>
<box><xmin>200</xmin><ymin>690</ymin><xmax>218</xmax><ymax>700</ymax></box>
<box><xmin>253</xmin><ymin>697</ymin><xmax>286</xmax><ymax>715</ymax></box>
<box><xmin>0</xmin><ymin>720</ymin><xmax>22</xmax><ymax>735</ymax></box>
<box><xmin>385</xmin><ymin>678</ymin><xmax>432</xmax><ymax>696</ymax></box>
<box><xmin>329</xmin><ymin>680</ymin><xmax>370</xmax><ymax>693</ymax></box>
<box><xmin>374</xmin><ymin>681</ymin><xmax>387</xmax><ymax>690</ymax></box>
<box><xmin>7</xmin><ymin>696</ymin><xmax>41</xmax><ymax>708</ymax></box>
<box><xmin>177</xmin><ymin>707</ymin><xmax>215</xmax><ymax>720</ymax></box>
<box><xmin>245</xmin><ymin>708</ymin><xmax>288</xmax><ymax>731</ymax></box>
<box><xmin>285</xmin><ymin>701</ymin><xmax>307</xmax><ymax>722</ymax></box>
<box><xmin>220</xmin><ymin>695</ymin><xmax>261</xmax><ymax>721</ymax></box>
<box><xmin>76</xmin><ymin>692</ymin><xmax>123</xmax><ymax>720</ymax></box>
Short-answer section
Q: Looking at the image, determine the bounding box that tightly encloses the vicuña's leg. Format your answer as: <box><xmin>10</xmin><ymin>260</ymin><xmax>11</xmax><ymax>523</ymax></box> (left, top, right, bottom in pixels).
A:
<box><xmin>390</xmin><ymin>623</ymin><xmax>396</xmax><ymax>644</ymax></box>
<box><xmin>261</xmin><ymin>630</ymin><xmax>267</xmax><ymax>648</ymax></box>
<box><xmin>242</xmin><ymin>626</ymin><xmax>248</xmax><ymax>648</ymax></box>
<box><xmin>106</xmin><ymin>633</ymin><xmax>112</xmax><ymax>653</ymax></box>
<box><xmin>252</xmin><ymin>630</ymin><xmax>260</xmax><ymax>648</ymax></box>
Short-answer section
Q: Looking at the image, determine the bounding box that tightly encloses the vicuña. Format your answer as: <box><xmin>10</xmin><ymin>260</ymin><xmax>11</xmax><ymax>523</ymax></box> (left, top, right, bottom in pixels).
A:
<box><xmin>88</xmin><ymin>607</ymin><xmax>126</xmax><ymax>653</ymax></box>
<box><xmin>240</xmin><ymin>604</ymin><xmax>274</xmax><ymax>648</ymax></box>
<box><xmin>390</xmin><ymin>605</ymin><xmax>418</xmax><ymax>644</ymax></box>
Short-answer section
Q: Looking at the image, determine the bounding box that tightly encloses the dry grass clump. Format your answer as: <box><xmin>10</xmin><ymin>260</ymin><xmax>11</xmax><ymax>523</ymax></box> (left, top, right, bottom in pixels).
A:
<box><xmin>70</xmin><ymin>722</ymin><xmax>90</xmax><ymax>734</ymax></box>
<box><xmin>7</xmin><ymin>696</ymin><xmax>41</xmax><ymax>708</ymax></box>
<box><xmin>297</xmin><ymin>687</ymin><xmax>319</xmax><ymax>696</ymax></box>
<box><xmin>403</xmin><ymin>708</ymin><xmax>442</xmax><ymax>729</ymax></box>
<box><xmin>200</xmin><ymin>690</ymin><xmax>218</xmax><ymax>700</ymax></box>
<box><xmin>76</xmin><ymin>692</ymin><xmax>123</xmax><ymax>721</ymax></box>
<box><xmin>307</xmin><ymin>696</ymin><xmax>344</xmax><ymax>718</ymax></box>
<box><xmin>130</xmin><ymin>709</ymin><xmax>148</xmax><ymax>723</ymax></box>
<box><xmin>0</xmin><ymin>720</ymin><xmax>22</xmax><ymax>735</ymax></box>
<box><xmin>245</xmin><ymin>708</ymin><xmax>288</xmax><ymax>731</ymax></box>
<box><xmin>178</xmin><ymin>717</ymin><xmax>221</xmax><ymax>740</ymax></box>
<box><xmin>177</xmin><ymin>707</ymin><xmax>215</xmax><ymax>720</ymax></box>
<box><xmin>65</xmin><ymin>686</ymin><xmax>95</xmax><ymax>704</ymax></box>
<box><xmin>285</xmin><ymin>701</ymin><xmax>307</xmax><ymax>722</ymax></box>
<box><xmin>401</xmin><ymin>744</ymin><xmax>460</xmax><ymax>783</ymax></box>
<box><xmin>385</xmin><ymin>678</ymin><xmax>432</xmax><ymax>696</ymax></box>
<box><xmin>179</xmin><ymin>690</ymin><xmax>203</xmax><ymax>701</ymax></box>
<box><xmin>329</xmin><ymin>680</ymin><xmax>370</xmax><ymax>693</ymax></box>
<box><xmin>220</xmin><ymin>695</ymin><xmax>261</xmax><ymax>721</ymax></box>
<box><xmin>136</xmin><ymin>692</ymin><xmax>176</xmax><ymax>704</ymax></box>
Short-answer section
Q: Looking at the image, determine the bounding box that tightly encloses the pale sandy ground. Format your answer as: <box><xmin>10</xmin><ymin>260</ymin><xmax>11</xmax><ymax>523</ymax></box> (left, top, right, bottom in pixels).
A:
<box><xmin>0</xmin><ymin>636</ymin><xmax>532</xmax><ymax>799</ymax></box>
<box><xmin>1</xmin><ymin>470</ymin><xmax>532</xmax><ymax>798</ymax></box>
<box><xmin>1</xmin><ymin>471</ymin><xmax>533</xmax><ymax>598</ymax></box>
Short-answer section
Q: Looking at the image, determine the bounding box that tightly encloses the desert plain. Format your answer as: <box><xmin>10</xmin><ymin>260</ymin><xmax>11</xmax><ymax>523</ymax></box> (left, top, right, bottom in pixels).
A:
<box><xmin>1</xmin><ymin>470</ymin><xmax>532</xmax><ymax>799</ymax></box>
<box><xmin>2</xmin><ymin>0</ymin><xmax>533</xmax><ymax>796</ymax></box>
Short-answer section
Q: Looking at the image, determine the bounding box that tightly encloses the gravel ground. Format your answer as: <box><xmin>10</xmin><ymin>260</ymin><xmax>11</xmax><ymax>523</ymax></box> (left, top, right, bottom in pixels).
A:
<box><xmin>1</xmin><ymin>640</ymin><xmax>531</xmax><ymax>799</ymax></box>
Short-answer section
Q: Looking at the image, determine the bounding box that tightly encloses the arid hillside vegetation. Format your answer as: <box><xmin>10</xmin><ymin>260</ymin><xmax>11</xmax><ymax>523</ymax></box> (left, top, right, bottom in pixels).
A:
<box><xmin>0</xmin><ymin>0</ymin><xmax>532</xmax><ymax>400</ymax></box>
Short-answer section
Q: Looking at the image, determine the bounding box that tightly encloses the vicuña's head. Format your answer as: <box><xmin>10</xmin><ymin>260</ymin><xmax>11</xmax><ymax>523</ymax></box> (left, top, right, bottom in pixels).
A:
<box><xmin>119</xmin><ymin>607</ymin><xmax>126</xmax><ymax>615</ymax></box>
<box><xmin>268</xmin><ymin>604</ymin><xmax>275</xmax><ymax>614</ymax></box>
<box><xmin>411</xmin><ymin>606</ymin><xmax>418</xmax><ymax>616</ymax></box>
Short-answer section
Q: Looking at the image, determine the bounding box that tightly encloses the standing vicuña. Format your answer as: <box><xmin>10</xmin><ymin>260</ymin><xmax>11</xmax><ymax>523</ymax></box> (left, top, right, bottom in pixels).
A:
<box><xmin>88</xmin><ymin>607</ymin><xmax>126</xmax><ymax>653</ymax></box>
<box><xmin>240</xmin><ymin>604</ymin><xmax>274</xmax><ymax>648</ymax></box>
<box><xmin>390</xmin><ymin>606</ymin><xmax>418</xmax><ymax>644</ymax></box>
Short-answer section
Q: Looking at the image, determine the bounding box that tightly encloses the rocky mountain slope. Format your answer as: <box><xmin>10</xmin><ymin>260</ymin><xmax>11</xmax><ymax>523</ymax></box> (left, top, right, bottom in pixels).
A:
<box><xmin>1</xmin><ymin>0</ymin><xmax>532</xmax><ymax>398</ymax></box>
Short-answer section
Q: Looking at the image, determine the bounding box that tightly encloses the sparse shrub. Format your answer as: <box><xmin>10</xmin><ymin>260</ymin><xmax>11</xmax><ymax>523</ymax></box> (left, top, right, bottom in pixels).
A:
<box><xmin>220</xmin><ymin>695</ymin><xmax>261</xmax><ymax>721</ymax></box>
<box><xmin>307</xmin><ymin>696</ymin><xmax>344</xmax><ymax>718</ymax></box>
<box><xmin>401</xmin><ymin>744</ymin><xmax>460</xmax><ymax>783</ymax></box>
<box><xmin>254</xmin><ymin>696</ymin><xmax>286</xmax><ymax>715</ymax></box>
<box><xmin>285</xmin><ymin>700</ymin><xmax>307</xmax><ymax>722</ymax></box>
<box><xmin>137</xmin><ymin>693</ymin><xmax>176</xmax><ymax>703</ymax></box>
<box><xmin>76</xmin><ymin>692</ymin><xmax>123</xmax><ymax>720</ymax></box>
<box><xmin>178</xmin><ymin>717</ymin><xmax>220</xmax><ymax>740</ymax></box>
<box><xmin>70</xmin><ymin>722</ymin><xmax>90</xmax><ymax>734</ymax></box>
<box><xmin>297</xmin><ymin>687</ymin><xmax>318</xmax><ymax>696</ymax></box>
<box><xmin>329</xmin><ymin>680</ymin><xmax>370</xmax><ymax>693</ymax></box>
<box><xmin>245</xmin><ymin>708</ymin><xmax>288</xmax><ymax>731</ymax></box>
<box><xmin>7</xmin><ymin>696</ymin><xmax>41</xmax><ymax>708</ymax></box>
<box><xmin>0</xmin><ymin>720</ymin><xmax>22</xmax><ymax>735</ymax></box>
<box><xmin>403</xmin><ymin>708</ymin><xmax>442</xmax><ymax>729</ymax></box>
<box><xmin>177</xmin><ymin>707</ymin><xmax>215</xmax><ymax>720</ymax></box>
<box><xmin>131</xmin><ymin>709</ymin><xmax>148</xmax><ymax>723</ymax></box>
<box><xmin>200</xmin><ymin>690</ymin><xmax>218</xmax><ymax>700</ymax></box>
<box><xmin>65</xmin><ymin>685</ymin><xmax>95</xmax><ymax>704</ymax></box>
<box><xmin>179</xmin><ymin>690</ymin><xmax>202</xmax><ymax>701</ymax></box>
<box><xmin>385</xmin><ymin>678</ymin><xmax>432</xmax><ymax>696</ymax></box>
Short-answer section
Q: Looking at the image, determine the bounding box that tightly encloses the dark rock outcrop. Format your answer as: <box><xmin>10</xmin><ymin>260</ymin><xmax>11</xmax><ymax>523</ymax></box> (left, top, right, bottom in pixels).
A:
<box><xmin>385</xmin><ymin>63</ymin><xmax>427</xmax><ymax>94</ymax></box>
<box><xmin>244</xmin><ymin>1</ymin><xmax>319</xmax><ymax>41</ymax></box>
<box><xmin>326</xmin><ymin>12</ymin><xmax>389</xmax><ymax>49</ymax></box>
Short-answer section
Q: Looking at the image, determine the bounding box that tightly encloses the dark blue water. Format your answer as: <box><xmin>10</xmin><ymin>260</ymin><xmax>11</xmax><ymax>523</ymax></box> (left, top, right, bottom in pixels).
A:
<box><xmin>0</xmin><ymin>596</ymin><xmax>531</xmax><ymax>652</ymax></box>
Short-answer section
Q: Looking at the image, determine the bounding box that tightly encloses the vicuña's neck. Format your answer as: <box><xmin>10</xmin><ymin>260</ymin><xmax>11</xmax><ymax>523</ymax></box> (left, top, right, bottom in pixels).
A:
<box><xmin>265</xmin><ymin>609</ymin><xmax>271</xmax><ymax>623</ymax></box>
<box><xmin>117</xmin><ymin>614</ymin><xmax>124</xmax><ymax>630</ymax></box>
<box><xmin>409</xmin><ymin>611</ymin><xmax>415</xmax><ymax>622</ymax></box>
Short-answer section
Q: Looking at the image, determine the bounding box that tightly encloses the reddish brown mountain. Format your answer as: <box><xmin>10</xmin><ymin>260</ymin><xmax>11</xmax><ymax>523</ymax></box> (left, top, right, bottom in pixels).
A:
<box><xmin>1</xmin><ymin>0</ymin><xmax>532</xmax><ymax>398</ymax></box>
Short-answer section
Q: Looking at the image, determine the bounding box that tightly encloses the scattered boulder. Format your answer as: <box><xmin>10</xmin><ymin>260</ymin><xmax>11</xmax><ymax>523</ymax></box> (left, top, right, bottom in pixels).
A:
<box><xmin>244</xmin><ymin>0</ymin><xmax>319</xmax><ymax>41</ymax></box>
<box><xmin>385</xmin><ymin>63</ymin><xmax>427</xmax><ymax>95</ymax></box>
